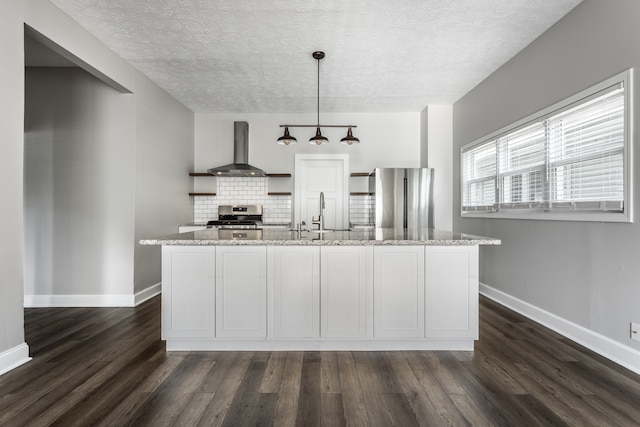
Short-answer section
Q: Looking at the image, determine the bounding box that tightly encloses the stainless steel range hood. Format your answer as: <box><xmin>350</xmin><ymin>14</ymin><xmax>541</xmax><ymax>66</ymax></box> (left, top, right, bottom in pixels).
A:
<box><xmin>207</xmin><ymin>121</ymin><xmax>266</xmax><ymax>177</ymax></box>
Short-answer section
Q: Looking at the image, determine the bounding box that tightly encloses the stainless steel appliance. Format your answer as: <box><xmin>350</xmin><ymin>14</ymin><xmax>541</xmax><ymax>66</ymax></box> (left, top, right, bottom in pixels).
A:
<box><xmin>206</xmin><ymin>121</ymin><xmax>266</xmax><ymax>177</ymax></box>
<box><xmin>370</xmin><ymin>168</ymin><xmax>434</xmax><ymax>229</ymax></box>
<box><xmin>206</xmin><ymin>205</ymin><xmax>263</xmax><ymax>229</ymax></box>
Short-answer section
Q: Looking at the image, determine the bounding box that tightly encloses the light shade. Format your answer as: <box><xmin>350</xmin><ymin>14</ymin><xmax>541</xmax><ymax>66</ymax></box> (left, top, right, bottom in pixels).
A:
<box><xmin>340</xmin><ymin>127</ymin><xmax>360</xmax><ymax>145</ymax></box>
<box><xmin>309</xmin><ymin>127</ymin><xmax>329</xmax><ymax>145</ymax></box>
<box><xmin>277</xmin><ymin>127</ymin><xmax>297</xmax><ymax>145</ymax></box>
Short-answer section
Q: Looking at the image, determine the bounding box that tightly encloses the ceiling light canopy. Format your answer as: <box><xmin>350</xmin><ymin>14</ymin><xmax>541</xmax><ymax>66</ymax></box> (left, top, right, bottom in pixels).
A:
<box><xmin>278</xmin><ymin>51</ymin><xmax>359</xmax><ymax>146</ymax></box>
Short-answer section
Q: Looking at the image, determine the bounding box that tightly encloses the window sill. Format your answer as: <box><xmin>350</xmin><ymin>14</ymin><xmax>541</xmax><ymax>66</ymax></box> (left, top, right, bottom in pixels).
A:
<box><xmin>461</xmin><ymin>211</ymin><xmax>632</xmax><ymax>223</ymax></box>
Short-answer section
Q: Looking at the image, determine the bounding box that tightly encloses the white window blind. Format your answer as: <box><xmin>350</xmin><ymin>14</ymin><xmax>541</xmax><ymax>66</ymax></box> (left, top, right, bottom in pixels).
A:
<box><xmin>547</xmin><ymin>86</ymin><xmax>624</xmax><ymax>210</ymax></box>
<box><xmin>461</xmin><ymin>70</ymin><xmax>632</xmax><ymax>222</ymax></box>
<box><xmin>461</xmin><ymin>140</ymin><xmax>496</xmax><ymax>211</ymax></box>
<box><xmin>498</xmin><ymin>122</ymin><xmax>546</xmax><ymax>207</ymax></box>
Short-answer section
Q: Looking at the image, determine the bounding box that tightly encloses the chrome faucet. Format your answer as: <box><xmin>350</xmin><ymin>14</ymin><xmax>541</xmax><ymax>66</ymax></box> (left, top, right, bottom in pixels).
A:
<box><xmin>312</xmin><ymin>192</ymin><xmax>325</xmax><ymax>232</ymax></box>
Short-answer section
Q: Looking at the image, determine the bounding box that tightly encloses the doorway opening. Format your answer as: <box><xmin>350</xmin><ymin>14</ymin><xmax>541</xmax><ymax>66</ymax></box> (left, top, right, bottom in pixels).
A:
<box><xmin>23</xmin><ymin>27</ymin><xmax>134</xmax><ymax>308</ymax></box>
<box><xmin>294</xmin><ymin>154</ymin><xmax>349</xmax><ymax>229</ymax></box>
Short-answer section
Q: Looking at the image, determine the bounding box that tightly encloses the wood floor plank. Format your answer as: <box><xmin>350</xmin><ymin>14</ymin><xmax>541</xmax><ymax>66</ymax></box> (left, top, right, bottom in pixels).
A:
<box><xmin>2</xmin><ymin>295</ymin><xmax>640</xmax><ymax>426</ymax></box>
<box><xmin>419</xmin><ymin>351</ymin><xmax>466</xmax><ymax>395</ymax></box>
<box><xmin>512</xmin><ymin>362</ymin><xmax>609</xmax><ymax>426</ymax></box>
<box><xmin>384</xmin><ymin>352</ymin><xmax>446</xmax><ymax>426</ymax></box>
<box><xmin>295</xmin><ymin>351</ymin><xmax>322</xmax><ymax>426</ymax></box>
<box><xmin>354</xmin><ymin>352</ymin><xmax>406</xmax><ymax>426</ymax></box>
<box><xmin>271</xmin><ymin>392</ymin><xmax>298</xmax><ymax>427</ymax></box>
<box><xmin>449</xmin><ymin>394</ymin><xmax>497</xmax><ymax>427</ymax></box>
<box><xmin>581</xmin><ymin>393</ymin><xmax>640</xmax><ymax>426</ymax></box>
<box><xmin>196</xmin><ymin>352</ymin><xmax>254</xmax><ymax>427</ymax></box>
<box><xmin>271</xmin><ymin>352</ymin><xmax>303</xmax><ymax>427</ymax></box>
<box><xmin>244</xmin><ymin>392</ymin><xmax>278</xmax><ymax>427</ymax></box>
<box><xmin>48</xmin><ymin>340</ymin><xmax>166</xmax><ymax>426</ymax></box>
<box><xmin>336</xmin><ymin>351</ymin><xmax>371</xmax><ymax>426</ymax></box>
<box><xmin>320</xmin><ymin>351</ymin><xmax>341</xmax><ymax>394</ymax></box>
<box><xmin>321</xmin><ymin>392</ymin><xmax>346</xmax><ymax>427</ymax></box>
<box><xmin>259</xmin><ymin>351</ymin><xmax>288</xmax><ymax>393</ymax></box>
<box><xmin>380</xmin><ymin>392</ymin><xmax>421</xmax><ymax>427</ymax></box>
<box><xmin>404</xmin><ymin>352</ymin><xmax>471</xmax><ymax>426</ymax></box>
<box><xmin>197</xmin><ymin>352</ymin><xmax>239</xmax><ymax>393</ymax></box>
<box><xmin>480</xmin><ymin>320</ymin><xmax>594</xmax><ymax>397</ymax></box>
<box><xmin>441</xmin><ymin>351</ymin><xmax>531</xmax><ymax>426</ymax></box>
<box><xmin>471</xmin><ymin>345</ymin><xmax>527</xmax><ymax>395</ymax></box>
<box><xmin>219</xmin><ymin>353</ymin><xmax>270</xmax><ymax>427</ymax></box>
<box><xmin>172</xmin><ymin>392</ymin><xmax>216</xmax><ymax>426</ymax></box>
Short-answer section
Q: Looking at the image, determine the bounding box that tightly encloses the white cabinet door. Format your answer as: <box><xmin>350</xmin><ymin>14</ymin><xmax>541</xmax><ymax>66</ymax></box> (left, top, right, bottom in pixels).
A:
<box><xmin>215</xmin><ymin>246</ymin><xmax>267</xmax><ymax>338</ymax></box>
<box><xmin>321</xmin><ymin>246</ymin><xmax>369</xmax><ymax>338</ymax></box>
<box><xmin>425</xmin><ymin>246</ymin><xmax>479</xmax><ymax>339</ymax></box>
<box><xmin>373</xmin><ymin>246</ymin><xmax>425</xmax><ymax>338</ymax></box>
<box><xmin>269</xmin><ymin>246</ymin><xmax>320</xmax><ymax>338</ymax></box>
<box><xmin>162</xmin><ymin>246</ymin><xmax>215</xmax><ymax>339</ymax></box>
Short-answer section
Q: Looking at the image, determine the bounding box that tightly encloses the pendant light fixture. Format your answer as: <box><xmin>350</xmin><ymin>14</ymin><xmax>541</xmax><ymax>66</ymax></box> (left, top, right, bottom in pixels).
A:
<box><xmin>276</xmin><ymin>127</ymin><xmax>297</xmax><ymax>145</ymax></box>
<box><xmin>340</xmin><ymin>126</ymin><xmax>360</xmax><ymax>145</ymax></box>
<box><xmin>277</xmin><ymin>51</ymin><xmax>359</xmax><ymax>146</ymax></box>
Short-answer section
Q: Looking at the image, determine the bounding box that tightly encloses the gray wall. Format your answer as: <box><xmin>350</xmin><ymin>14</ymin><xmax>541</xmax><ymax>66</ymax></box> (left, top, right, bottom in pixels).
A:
<box><xmin>0</xmin><ymin>0</ymin><xmax>193</xmax><ymax>365</ymax></box>
<box><xmin>133</xmin><ymin>73</ymin><xmax>194</xmax><ymax>294</ymax></box>
<box><xmin>420</xmin><ymin>107</ymin><xmax>429</xmax><ymax>167</ymax></box>
<box><xmin>0</xmin><ymin>0</ymin><xmax>27</xmax><ymax>359</ymax></box>
<box><xmin>24</xmin><ymin>67</ymin><xmax>136</xmax><ymax>297</ymax></box>
<box><xmin>453</xmin><ymin>0</ymin><xmax>640</xmax><ymax>353</ymax></box>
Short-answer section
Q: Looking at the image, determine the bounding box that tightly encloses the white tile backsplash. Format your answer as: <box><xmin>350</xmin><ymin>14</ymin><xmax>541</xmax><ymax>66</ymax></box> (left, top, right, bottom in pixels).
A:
<box><xmin>193</xmin><ymin>177</ymin><xmax>292</xmax><ymax>224</ymax></box>
<box><xmin>349</xmin><ymin>194</ymin><xmax>374</xmax><ymax>225</ymax></box>
<box><xmin>193</xmin><ymin>177</ymin><xmax>373</xmax><ymax>226</ymax></box>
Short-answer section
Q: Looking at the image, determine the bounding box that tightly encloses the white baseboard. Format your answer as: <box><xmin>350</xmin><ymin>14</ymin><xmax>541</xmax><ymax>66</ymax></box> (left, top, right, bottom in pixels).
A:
<box><xmin>134</xmin><ymin>282</ymin><xmax>161</xmax><ymax>306</ymax></box>
<box><xmin>24</xmin><ymin>283</ymin><xmax>162</xmax><ymax>308</ymax></box>
<box><xmin>480</xmin><ymin>283</ymin><xmax>640</xmax><ymax>376</ymax></box>
<box><xmin>0</xmin><ymin>343</ymin><xmax>31</xmax><ymax>377</ymax></box>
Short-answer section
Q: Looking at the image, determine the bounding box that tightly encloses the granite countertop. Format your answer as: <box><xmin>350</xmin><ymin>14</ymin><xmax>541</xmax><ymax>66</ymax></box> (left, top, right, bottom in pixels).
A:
<box><xmin>177</xmin><ymin>223</ymin><xmax>292</xmax><ymax>227</ymax></box>
<box><xmin>140</xmin><ymin>228</ymin><xmax>501</xmax><ymax>246</ymax></box>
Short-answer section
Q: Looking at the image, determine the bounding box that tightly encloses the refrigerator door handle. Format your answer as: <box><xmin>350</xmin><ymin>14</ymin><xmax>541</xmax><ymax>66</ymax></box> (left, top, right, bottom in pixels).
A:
<box><xmin>403</xmin><ymin>175</ymin><xmax>408</xmax><ymax>228</ymax></box>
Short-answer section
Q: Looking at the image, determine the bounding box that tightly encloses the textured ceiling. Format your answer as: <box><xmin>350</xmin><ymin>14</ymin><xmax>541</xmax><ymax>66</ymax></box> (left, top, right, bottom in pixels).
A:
<box><xmin>49</xmin><ymin>0</ymin><xmax>582</xmax><ymax>113</ymax></box>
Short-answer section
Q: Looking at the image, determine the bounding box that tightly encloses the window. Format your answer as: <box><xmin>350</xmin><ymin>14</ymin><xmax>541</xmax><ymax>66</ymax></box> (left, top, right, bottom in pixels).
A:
<box><xmin>461</xmin><ymin>69</ymin><xmax>633</xmax><ymax>222</ymax></box>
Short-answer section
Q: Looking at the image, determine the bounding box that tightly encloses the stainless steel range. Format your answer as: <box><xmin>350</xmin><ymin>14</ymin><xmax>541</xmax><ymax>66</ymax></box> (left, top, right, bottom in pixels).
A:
<box><xmin>207</xmin><ymin>205</ymin><xmax>263</xmax><ymax>229</ymax></box>
<box><xmin>207</xmin><ymin>205</ymin><xmax>263</xmax><ymax>240</ymax></box>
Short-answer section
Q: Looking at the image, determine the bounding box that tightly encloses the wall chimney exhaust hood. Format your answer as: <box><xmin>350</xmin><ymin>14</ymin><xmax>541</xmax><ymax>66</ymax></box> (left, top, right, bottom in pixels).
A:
<box><xmin>207</xmin><ymin>121</ymin><xmax>266</xmax><ymax>177</ymax></box>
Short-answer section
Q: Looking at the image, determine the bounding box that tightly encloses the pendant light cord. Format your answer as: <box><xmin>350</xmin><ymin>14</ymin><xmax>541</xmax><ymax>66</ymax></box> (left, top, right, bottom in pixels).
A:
<box><xmin>316</xmin><ymin>56</ymin><xmax>320</xmax><ymax>127</ymax></box>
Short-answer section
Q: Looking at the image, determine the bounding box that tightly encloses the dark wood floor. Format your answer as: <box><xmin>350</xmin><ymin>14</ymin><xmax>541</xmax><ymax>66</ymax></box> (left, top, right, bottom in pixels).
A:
<box><xmin>1</xmin><ymin>296</ymin><xmax>639</xmax><ymax>426</ymax></box>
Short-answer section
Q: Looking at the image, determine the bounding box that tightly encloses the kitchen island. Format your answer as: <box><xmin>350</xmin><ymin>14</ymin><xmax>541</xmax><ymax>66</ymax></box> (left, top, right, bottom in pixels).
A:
<box><xmin>140</xmin><ymin>228</ymin><xmax>500</xmax><ymax>351</ymax></box>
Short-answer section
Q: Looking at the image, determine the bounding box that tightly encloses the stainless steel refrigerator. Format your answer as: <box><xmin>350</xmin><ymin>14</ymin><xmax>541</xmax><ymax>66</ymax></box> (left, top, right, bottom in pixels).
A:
<box><xmin>369</xmin><ymin>168</ymin><xmax>434</xmax><ymax>229</ymax></box>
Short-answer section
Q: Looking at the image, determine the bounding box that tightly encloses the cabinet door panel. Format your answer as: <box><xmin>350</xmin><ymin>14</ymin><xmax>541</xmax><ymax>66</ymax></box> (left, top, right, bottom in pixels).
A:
<box><xmin>270</xmin><ymin>246</ymin><xmax>320</xmax><ymax>338</ymax></box>
<box><xmin>425</xmin><ymin>246</ymin><xmax>478</xmax><ymax>338</ymax></box>
<box><xmin>216</xmin><ymin>246</ymin><xmax>267</xmax><ymax>338</ymax></box>
<box><xmin>321</xmin><ymin>246</ymin><xmax>369</xmax><ymax>338</ymax></box>
<box><xmin>162</xmin><ymin>246</ymin><xmax>215</xmax><ymax>339</ymax></box>
<box><xmin>374</xmin><ymin>246</ymin><xmax>425</xmax><ymax>338</ymax></box>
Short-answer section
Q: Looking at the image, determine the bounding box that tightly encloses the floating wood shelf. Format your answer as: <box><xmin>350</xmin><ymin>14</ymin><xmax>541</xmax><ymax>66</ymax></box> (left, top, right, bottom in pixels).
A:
<box><xmin>350</xmin><ymin>192</ymin><xmax>371</xmax><ymax>196</ymax></box>
<box><xmin>350</xmin><ymin>172</ymin><xmax>370</xmax><ymax>177</ymax></box>
<box><xmin>189</xmin><ymin>172</ymin><xmax>212</xmax><ymax>177</ymax></box>
<box><xmin>268</xmin><ymin>192</ymin><xmax>292</xmax><ymax>196</ymax></box>
<box><xmin>189</xmin><ymin>192</ymin><xmax>216</xmax><ymax>196</ymax></box>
